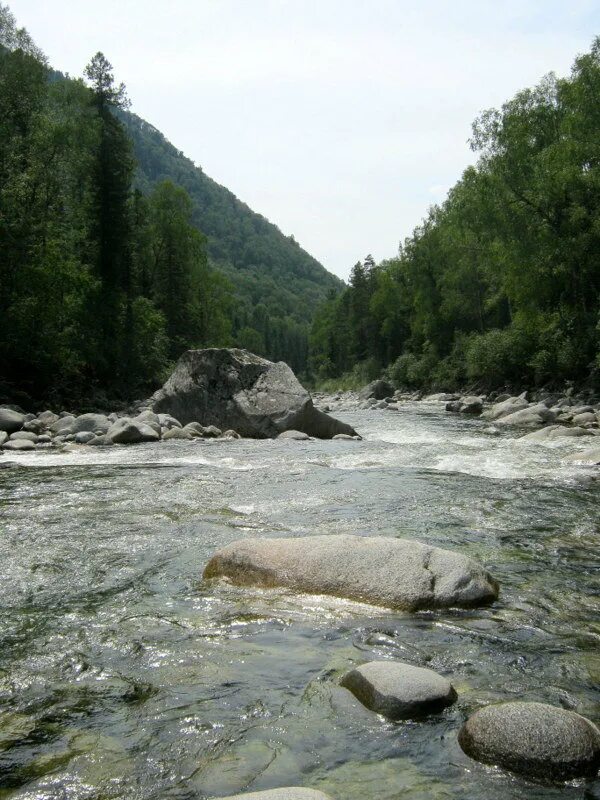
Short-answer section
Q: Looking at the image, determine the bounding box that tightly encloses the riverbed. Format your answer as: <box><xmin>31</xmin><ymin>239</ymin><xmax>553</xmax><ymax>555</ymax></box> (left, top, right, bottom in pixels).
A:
<box><xmin>0</xmin><ymin>404</ymin><xmax>599</xmax><ymax>799</ymax></box>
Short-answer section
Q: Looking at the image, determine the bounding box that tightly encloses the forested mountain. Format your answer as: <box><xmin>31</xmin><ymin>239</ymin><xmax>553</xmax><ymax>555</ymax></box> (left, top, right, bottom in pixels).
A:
<box><xmin>0</xmin><ymin>4</ymin><xmax>340</xmax><ymax>406</ymax></box>
<box><xmin>122</xmin><ymin>112</ymin><xmax>341</xmax><ymax>371</ymax></box>
<box><xmin>310</xmin><ymin>39</ymin><xmax>600</xmax><ymax>392</ymax></box>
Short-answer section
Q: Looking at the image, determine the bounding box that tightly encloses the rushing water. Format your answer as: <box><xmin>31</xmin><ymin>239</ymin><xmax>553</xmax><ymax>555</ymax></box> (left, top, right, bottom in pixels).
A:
<box><xmin>0</xmin><ymin>403</ymin><xmax>599</xmax><ymax>800</ymax></box>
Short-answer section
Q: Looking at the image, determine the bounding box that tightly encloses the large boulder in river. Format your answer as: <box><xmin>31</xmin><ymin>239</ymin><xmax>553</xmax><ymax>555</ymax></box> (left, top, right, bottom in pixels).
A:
<box><xmin>0</xmin><ymin>408</ymin><xmax>24</xmax><ymax>434</ymax></box>
<box><xmin>482</xmin><ymin>394</ymin><xmax>529</xmax><ymax>421</ymax></box>
<box><xmin>203</xmin><ymin>534</ymin><xmax>499</xmax><ymax>611</ymax></box>
<box><xmin>149</xmin><ymin>348</ymin><xmax>358</xmax><ymax>440</ymax></box>
<box><xmin>458</xmin><ymin>702</ymin><xmax>600</xmax><ymax>780</ymax></box>
<box><xmin>341</xmin><ymin>661</ymin><xmax>456</xmax><ymax>719</ymax></box>
<box><xmin>107</xmin><ymin>418</ymin><xmax>160</xmax><ymax>444</ymax></box>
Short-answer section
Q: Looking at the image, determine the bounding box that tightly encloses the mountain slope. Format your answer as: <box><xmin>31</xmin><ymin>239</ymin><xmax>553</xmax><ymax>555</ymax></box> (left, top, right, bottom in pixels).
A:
<box><xmin>122</xmin><ymin>112</ymin><xmax>342</xmax><ymax>327</ymax></box>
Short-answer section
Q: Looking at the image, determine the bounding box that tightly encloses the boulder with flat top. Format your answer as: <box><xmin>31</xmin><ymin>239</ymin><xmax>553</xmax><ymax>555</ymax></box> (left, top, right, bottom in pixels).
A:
<box><xmin>203</xmin><ymin>534</ymin><xmax>498</xmax><ymax>611</ymax></box>
<box><xmin>150</xmin><ymin>348</ymin><xmax>358</xmax><ymax>439</ymax></box>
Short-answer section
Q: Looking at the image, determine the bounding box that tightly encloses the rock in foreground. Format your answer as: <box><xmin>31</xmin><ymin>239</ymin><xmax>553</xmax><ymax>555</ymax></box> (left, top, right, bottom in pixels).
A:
<box><xmin>203</xmin><ymin>534</ymin><xmax>499</xmax><ymax>610</ymax></box>
<box><xmin>150</xmin><ymin>348</ymin><xmax>357</xmax><ymax>439</ymax></box>
<box><xmin>341</xmin><ymin>661</ymin><xmax>456</xmax><ymax>719</ymax></box>
<box><xmin>218</xmin><ymin>790</ymin><xmax>332</xmax><ymax>800</ymax></box>
<box><xmin>458</xmin><ymin>702</ymin><xmax>600</xmax><ymax>780</ymax></box>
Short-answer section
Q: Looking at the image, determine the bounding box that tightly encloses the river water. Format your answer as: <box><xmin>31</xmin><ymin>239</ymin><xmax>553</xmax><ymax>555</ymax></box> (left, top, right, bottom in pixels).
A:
<box><xmin>0</xmin><ymin>403</ymin><xmax>599</xmax><ymax>800</ymax></box>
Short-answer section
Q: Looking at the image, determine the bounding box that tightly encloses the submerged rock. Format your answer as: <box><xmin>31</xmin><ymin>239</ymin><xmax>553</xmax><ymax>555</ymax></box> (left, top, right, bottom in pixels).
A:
<box><xmin>278</xmin><ymin>430</ymin><xmax>312</xmax><ymax>440</ymax></box>
<box><xmin>521</xmin><ymin>425</ymin><xmax>594</xmax><ymax>441</ymax></box>
<box><xmin>162</xmin><ymin>427</ymin><xmax>193</xmax><ymax>441</ymax></box>
<box><xmin>496</xmin><ymin>403</ymin><xmax>555</xmax><ymax>427</ymax></box>
<box><xmin>2</xmin><ymin>439</ymin><xmax>35</xmax><ymax>451</ymax></box>
<box><xmin>203</xmin><ymin>534</ymin><xmax>499</xmax><ymax>611</ymax></box>
<box><xmin>458</xmin><ymin>701</ymin><xmax>600</xmax><ymax>780</ymax></box>
<box><xmin>150</xmin><ymin>348</ymin><xmax>358</xmax><ymax>439</ymax></box>
<box><xmin>340</xmin><ymin>661</ymin><xmax>456</xmax><ymax>719</ymax></box>
<box><xmin>358</xmin><ymin>380</ymin><xmax>395</xmax><ymax>401</ymax></box>
<box><xmin>218</xmin><ymin>790</ymin><xmax>333</xmax><ymax>800</ymax></box>
<box><xmin>564</xmin><ymin>447</ymin><xmax>600</xmax><ymax>465</ymax></box>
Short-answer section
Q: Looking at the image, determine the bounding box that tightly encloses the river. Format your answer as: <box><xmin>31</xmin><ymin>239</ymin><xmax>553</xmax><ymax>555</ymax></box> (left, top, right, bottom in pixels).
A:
<box><xmin>0</xmin><ymin>403</ymin><xmax>599</xmax><ymax>799</ymax></box>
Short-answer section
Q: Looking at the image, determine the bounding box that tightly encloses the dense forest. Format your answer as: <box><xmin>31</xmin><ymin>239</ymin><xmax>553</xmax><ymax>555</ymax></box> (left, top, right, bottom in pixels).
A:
<box><xmin>310</xmin><ymin>39</ymin><xmax>600</xmax><ymax>393</ymax></box>
<box><xmin>0</xmin><ymin>5</ymin><xmax>339</xmax><ymax>406</ymax></box>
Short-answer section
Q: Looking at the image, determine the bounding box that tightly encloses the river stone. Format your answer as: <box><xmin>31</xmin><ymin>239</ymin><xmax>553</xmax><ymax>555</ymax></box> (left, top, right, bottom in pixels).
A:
<box><xmin>157</xmin><ymin>413</ymin><xmax>182</xmax><ymax>430</ymax></box>
<box><xmin>70</xmin><ymin>413</ymin><xmax>111</xmax><ymax>435</ymax></box>
<box><xmin>496</xmin><ymin>403</ymin><xmax>556</xmax><ymax>427</ymax></box>
<box><xmin>50</xmin><ymin>415</ymin><xmax>76</xmax><ymax>434</ymax></box>
<box><xmin>75</xmin><ymin>431</ymin><xmax>96</xmax><ymax>444</ymax></box>
<box><xmin>278</xmin><ymin>430</ymin><xmax>311</xmax><ymax>440</ymax></box>
<box><xmin>37</xmin><ymin>410</ymin><xmax>59</xmax><ymax>427</ymax></box>
<box><xmin>573</xmin><ymin>412</ymin><xmax>597</xmax><ymax>426</ymax></box>
<box><xmin>107</xmin><ymin>418</ymin><xmax>160</xmax><ymax>444</ymax></box>
<box><xmin>2</xmin><ymin>439</ymin><xmax>35</xmax><ymax>451</ymax></box>
<box><xmin>23</xmin><ymin>418</ymin><xmax>45</xmax><ymax>434</ymax></box>
<box><xmin>0</xmin><ymin>409</ymin><xmax>24</xmax><ymax>434</ymax></box>
<box><xmin>87</xmin><ymin>434</ymin><xmax>113</xmax><ymax>446</ymax></box>
<box><xmin>150</xmin><ymin>348</ymin><xmax>358</xmax><ymax>439</ymax></box>
<box><xmin>482</xmin><ymin>395</ymin><xmax>529</xmax><ymax>421</ymax></box>
<box><xmin>0</xmin><ymin>432</ymin><xmax>8</xmax><ymax>446</ymax></box>
<box><xmin>358</xmin><ymin>379</ymin><xmax>395</xmax><ymax>401</ymax></box>
<box><xmin>564</xmin><ymin>447</ymin><xmax>600</xmax><ymax>465</ymax></box>
<box><xmin>10</xmin><ymin>431</ymin><xmax>38</xmax><ymax>442</ymax></box>
<box><xmin>222</xmin><ymin>429</ymin><xmax>241</xmax><ymax>439</ymax></box>
<box><xmin>340</xmin><ymin>661</ymin><xmax>457</xmax><ymax>719</ymax></box>
<box><xmin>218</xmin><ymin>789</ymin><xmax>333</xmax><ymax>800</ymax></box>
<box><xmin>162</xmin><ymin>427</ymin><xmax>193</xmax><ymax>441</ymax></box>
<box><xmin>521</xmin><ymin>425</ymin><xmax>594</xmax><ymax>441</ymax></box>
<box><xmin>203</xmin><ymin>534</ymin><xmax>499</xmax><ymax>611</ymax></box>
<box><xmin>458</xmin><ymin>702</ymin><xmax>600</xmax><ymax>780</ymax></box>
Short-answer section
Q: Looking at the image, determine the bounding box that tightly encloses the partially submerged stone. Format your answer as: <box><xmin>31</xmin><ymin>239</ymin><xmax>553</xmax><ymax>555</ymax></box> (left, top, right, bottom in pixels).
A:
<box><xmin>278</xmin><ymin>430</ymin><xmax>311</xmax><ymax>440</ymax></box>
<box><xmin>218</xmin><ymin>789</ymin><xmax>332</xmax><ymax>800</ymax></box>
<box><xmin>0</xmin><ymin>409</ymin><xmax>24</xmax><ymax>434</ymax></box>
<box><xmin>203</xmin><ymin>534</ymin><xmax>499</xmax><ymax>611</ymax></box>
<box><xmin>2</xmin><ymin>439</ymin><xmax>35</xmax><ymax>451</ymax></box>
<box><xmin>340</xmin><ymin>661</ymin><xmax>456</xmax><ymax>720</ymax></box>
<box><xmin>107</xmin><ymin>418</ymin><xmax>160</xmax><ymax>444</ymax></box>
<box><xmin>521</xmin><ymin>425</ymin><xmax>594</xmax><ymax>441</ymax></box>
<box><xmin>458</xmin><ymin>701</ymin><xmax>600</xmax><ymax>780</ymax></box>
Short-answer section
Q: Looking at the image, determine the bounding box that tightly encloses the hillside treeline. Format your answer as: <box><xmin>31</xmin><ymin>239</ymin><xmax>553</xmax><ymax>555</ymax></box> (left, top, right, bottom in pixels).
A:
<box><xmin>310</xmin><ymin>40</ymin><xmax>600</xmax><ymax>392</ymax></box>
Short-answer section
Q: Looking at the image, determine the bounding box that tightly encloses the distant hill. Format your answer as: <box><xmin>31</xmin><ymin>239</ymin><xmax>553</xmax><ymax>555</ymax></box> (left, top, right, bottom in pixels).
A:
<box><xmin>121</xmin><ymin>112</ymin><xmax>342</xmax><ymax>371</ymax></box>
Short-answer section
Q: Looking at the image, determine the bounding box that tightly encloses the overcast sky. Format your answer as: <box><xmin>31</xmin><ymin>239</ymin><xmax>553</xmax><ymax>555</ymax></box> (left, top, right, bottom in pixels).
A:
<box><xmin>12</xmin><ymin>0</ymin><xmax>600</xmax><ymax>280</ymax></box>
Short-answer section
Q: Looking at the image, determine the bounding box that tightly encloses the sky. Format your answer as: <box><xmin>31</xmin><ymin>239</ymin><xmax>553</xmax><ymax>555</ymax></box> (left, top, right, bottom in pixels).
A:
<box><xmin>11</xmin><ymin>0</ymin><xmax>600</xmax><ymax>280</ymax></box>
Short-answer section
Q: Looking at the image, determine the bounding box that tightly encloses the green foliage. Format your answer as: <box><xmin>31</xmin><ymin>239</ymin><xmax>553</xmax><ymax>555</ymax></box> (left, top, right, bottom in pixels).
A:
<box><xmin>311</xmin><ymin>38</ymin><xmax>600</xmax><ymax>391</ymax></box>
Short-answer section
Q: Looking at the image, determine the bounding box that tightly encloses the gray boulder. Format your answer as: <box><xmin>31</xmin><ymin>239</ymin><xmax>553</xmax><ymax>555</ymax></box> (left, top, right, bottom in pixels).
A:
<box><xmin>458</xmin><ymin>701</ymin><xmax>600</xmax><ymax>780</ymax></box>
<box><xmin>75</xmin><ymin>431</ymin><xmax>96</xmax><ymax>444</ymax></box>
<box><xmin>222</xmin><ymin>429</ymin><xmax>241</xmax><ymax>439</ymax></box>
<box><xmin>107</xmin><ymin>418</ymin><xmax>160</xmax><ymax>444</ymax></box>
<box><xmin>150</xmin><ymin>348</ymin><xmax>358</xmax><ymax>439</ymax></box>
<box><xmin>340</xmin><ymin>661</ymin><xmax>456</xmax><ymax>720</ymax></box>
<box><xmin>10</xmin><ymin>431</ymin><xmax>38</xmax><ymax>442</ymax></box>
<box><xmin>358</xmin><ymin>379</ymin><xmax>395</xmax><ymax>401</ymax></box>
<box><xmin>2</xmin><ymin>439</ymin><xmax>35</xmax><ymax>451</ymax></box>
<box><xmin>37</xmin><ymin>410</ymin><xmax>59</xmax><ymax>427</ymax></box>
<box><xmin>71</xmin><ymin>413</ymin><xmax>111</xmax><ymax>435</ymax></box>
<box><xmin>133</xmin><ymin>410</ymin><xmax>161</xmax><ymax>434</ymax></box>
<box><xmin>204</xmin><ymin>534</ymin><xmax>499</xmax><ymax>611</ymax></box>
<box><xmin>0</xmin><ymin>409</ymin><xmax>24</xmax><ymax>434</ymax></box>
<box><xmin>157</xmin><ymin>413</ymin><xmax>182</xmax><ymax>430</ymax></box>
<box><xmin>482</xmin><ymin>395</ymin><xmax>529</xmax><ymax>421</ymax></box>
<box><xmin>521</xmin><ymin>425</ymin><xmax>594</xmax><ymax>442</ymax></box>
<box><xmin>573</xmin><ymin>412</ymin><xmax>597</xmax><ymax>426</ymax></box>
<box><xmin>564</xmin><ymin>447</ymin><xmax>600</xmax><ymax>465</ymax></box>
<box><xmin>496</xmin><ymin>403</ymin><xmax>556</xmax><ymax>427</ymax></box>
<box><xmin>87</xmin><ymin>434</ymin><xmax>113</xmax><ymax>446</ymax></box>
<box><xmin>446</xmin><ymin>396</ymin><xmax>483</xmax><ymax>415</ymax></box>
<box><xmin>23</xmin><ymin>418</ymin><xmax>45</xmax><ymax>434</ymax></box>
<box><xmin>162</xmin><ymin>426</ymin><xmax>193</xmax><ymax>441</ymax></box>
<box><xmin>218</xmin><ymin>790</ymin><xmax>332</xmax><ymax>800</ymax></box>
<box><xmin>50</xmin><ymin>415</ymin><xmax>76</xmax><ymax>435</ymax></box>
<box><xmin>0</xmin><ymin>432</ymin><xmax>8</xmax><ymax>446</ymax></box>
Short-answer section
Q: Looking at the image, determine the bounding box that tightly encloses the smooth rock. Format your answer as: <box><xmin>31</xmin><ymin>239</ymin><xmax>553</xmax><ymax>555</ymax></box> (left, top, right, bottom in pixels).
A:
<box><xmin>204</xmin><ymin>534</ymin><xmax>499</xmax><ymax>611</ymax></box>
<box><xmin>150</xmin><ymin>348</ymin><xmax>358</xmax><ymax>439</ymax></box>
<box><xmin>87</xmin><ymin>435</ymin><xmax>113</xmax><ymax>446</ymax></box>
<box><xmin>9</xmin><ymin>431</ymin><xmax>37</xmax><ymax>442</ymax></box>
<box><xmin>496</xmin><ymin>404</ymin><xmax>556</xmax><ymax>427</ymax></box>
<box><xmin>0</xmin><ymin>432</ymin><xmax>8</xmax><ymax>446</ymax></box>
<box><xmin>2</xmin><ymin>439</ymin><xmax>35</xmax><ymax>451</ymax></box>
<box><xmin>107</xmin><ymin>418</ymin><xmax>160</xmax><ymax>444</ymax></box>
<box><xmin>162</xmin><ymin>427</ymin><xmax>193</xmax><ymax>441</ymax></box>
<box><xmin>458</xmin><ymin>701</ymin><xmax>600</xmax><ymax>780</ymax></box>
<box><xmin>75</xmin><ymin>431</ymin><xmax>96</xmax><ymax>444</ymax></box>
<box><xmin>482</xmin><ymin>396</ymin><xmax>529</xmax><ymax>421</ymax></box>
<box><xmin>37</xmin><ymin>410</ymin><xmax>59</xmax><ymax>427</ymax></box>
<box><xmin>50</xmin><ymin>415</ymin><xmax>76</xmax><ymax>434</ymax></box>
<box><xmin>340</xmin><ymin>660</ymin><xmax>456</xmax><ymax>719</ymax></box>
<box><xmin>521</xmin><ymin>425</ymin><xmax>594</xmax><ymax>442</ymax></box>
<box><xmin>564</xmin><ymin>447</ymin><xmax>600</xmax><ymax>465</ymax></box>
<box><xmin>278</xmin><ymin>430</ymin><xmax>311</xmax><ymax>440</ymax></box>
<box><xmin>217</xmin><ymin>789</ymin><xmax>333</xmax><ymax>800</ymax></box>
<box><xmin>23</xmin><ymin>418</ymin><xmax>45</xmax><ymax>434</ymax></box>
<box><xmin>222</xmin><ymin>429</ymin><xmax>241</xmax><ymax>439</ymax></box>
<box><xmin>0</xmin><ymin>409</ymin><xmax>24</xmax><ymax>434</ymax></box>
<box><xmin>573</xmin><ymin>412</ymin><xmax>597</xmax><ymax>426</ymax></box>
<box><xmin>36</xmin><ymin>434</ymin><xmax>52</xmax><ymax>444</ymax></box>
<box><xmin>332</xmin><ymin>433</ymin><xmax>358</xmax><ymax>440</ymax></box>
<box><xmin>70</xmin><ymin>413</ymin><xmax>111</xmax><ymax>435</ymax></box>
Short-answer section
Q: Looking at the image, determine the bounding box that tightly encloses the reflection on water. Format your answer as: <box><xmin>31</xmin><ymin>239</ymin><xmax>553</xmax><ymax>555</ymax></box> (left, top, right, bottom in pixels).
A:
<box><xmin>0</xmin><ymin>404</ymin><xmax>599</xmax><ymax>799</ymax></box>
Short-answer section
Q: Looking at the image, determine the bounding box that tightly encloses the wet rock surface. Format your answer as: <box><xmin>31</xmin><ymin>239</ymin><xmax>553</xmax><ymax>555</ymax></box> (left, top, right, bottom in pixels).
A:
<box><xmin>204</xmin><ymin>534</ymin><xmax>499</xmax><ymax>611</ymax></box>
<box><xmin>458</xmin><ymin>701</ymin><xmax>600</xmax><ymax>780</ymax></box>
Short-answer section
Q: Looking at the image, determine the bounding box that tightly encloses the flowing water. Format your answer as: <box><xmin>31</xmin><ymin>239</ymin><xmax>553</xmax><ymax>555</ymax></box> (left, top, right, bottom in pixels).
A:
<box><xmin>0</xmin><ymin>403</ymin><xmax>599</xmax><ymax>800</ymax></box>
